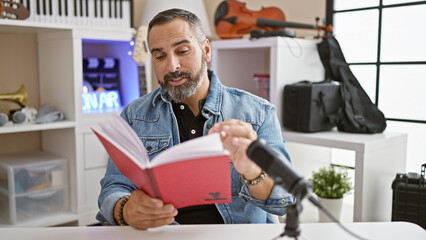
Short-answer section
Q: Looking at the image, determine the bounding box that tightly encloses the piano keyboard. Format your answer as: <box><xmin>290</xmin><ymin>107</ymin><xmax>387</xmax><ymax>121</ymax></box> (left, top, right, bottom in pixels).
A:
<box><xmin>16</xmin><ymin>0</ymin><xmax>131</xmax><ymax>28</ymax></box>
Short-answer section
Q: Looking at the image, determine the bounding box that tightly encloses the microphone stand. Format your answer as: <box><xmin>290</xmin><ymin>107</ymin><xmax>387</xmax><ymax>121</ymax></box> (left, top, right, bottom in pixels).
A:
<box><xmin>280</xmin><ymin>197</ymin><xmax>303</xmax><ymax>239</ymax></box>
<box><xmin>273</xmin><ymin>185</ymin><xmax>369</xmax><ymax>240</ymax></box>
<box><xmin>272</xmin><ymin>177</ymin><xmax>311</xmax><ymax>240</ymax></box>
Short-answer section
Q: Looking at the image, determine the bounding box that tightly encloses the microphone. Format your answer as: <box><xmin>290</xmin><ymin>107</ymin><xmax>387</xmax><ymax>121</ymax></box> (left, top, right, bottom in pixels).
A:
<box><xmin>246</xmin><ymin>138</ymin><xmax>311</xmax><ymax>199</ymax></box>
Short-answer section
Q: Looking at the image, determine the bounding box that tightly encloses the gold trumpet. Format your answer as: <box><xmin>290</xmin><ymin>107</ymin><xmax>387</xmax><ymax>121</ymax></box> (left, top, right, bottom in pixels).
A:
<box><xmin>0</xmin><ymin>85</ymin><xmax>27</xmax><ymax>108</ymax></box>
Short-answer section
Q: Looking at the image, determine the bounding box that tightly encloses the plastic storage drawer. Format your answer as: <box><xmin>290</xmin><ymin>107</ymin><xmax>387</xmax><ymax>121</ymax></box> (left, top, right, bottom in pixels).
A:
<box><xmin>0</xmin><ymin>150</ymin><xmax>68</xmax><ymax>225</ymax></box>
<box><xmin>0</xmin><ymin>187</ymin><xmax>68</xmax><ymax>224</ymax></box>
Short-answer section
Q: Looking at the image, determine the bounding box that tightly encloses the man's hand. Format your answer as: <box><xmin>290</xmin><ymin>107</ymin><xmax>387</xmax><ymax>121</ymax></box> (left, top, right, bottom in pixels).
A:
<box><xmin>208</xmin><ymin>119</ymin><xmax>274</xmax><ymax>201</ymax></box>
<box><xmin>114</xmin><ymin>189</ymin><xmax>177</xmax><ymax>230</ymax></box>
<box><xmin>208</xmin><ymin>119</ymin><xmax>261</xmax><ymax>180</ymax></box>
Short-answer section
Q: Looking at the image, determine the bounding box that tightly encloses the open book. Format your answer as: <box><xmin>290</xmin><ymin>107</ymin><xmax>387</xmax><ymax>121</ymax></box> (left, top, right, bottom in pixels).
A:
<box><xmin>91</xmin><ymin>115</ymin><xmax>231</xmax><ymax>208</ymax></box>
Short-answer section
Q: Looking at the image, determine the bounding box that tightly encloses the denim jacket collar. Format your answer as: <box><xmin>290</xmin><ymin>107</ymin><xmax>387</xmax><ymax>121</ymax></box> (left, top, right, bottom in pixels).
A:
<box><xmin>151</xmin><ymin>69</ymin><xmax>223</xmax><ymax>116</ymax></box>
<box><xmin>203</xmin><ymin>69</ymin><xmax>222</xmax><ymax>116</ymax></box>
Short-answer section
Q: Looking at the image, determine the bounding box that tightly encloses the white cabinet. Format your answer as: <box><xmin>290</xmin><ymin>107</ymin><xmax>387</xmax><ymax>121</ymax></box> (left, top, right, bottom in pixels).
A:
<box><xmin>0</xmin><ymin>20</ymin><xmax>137</xmax><ymax>226</ymax></box>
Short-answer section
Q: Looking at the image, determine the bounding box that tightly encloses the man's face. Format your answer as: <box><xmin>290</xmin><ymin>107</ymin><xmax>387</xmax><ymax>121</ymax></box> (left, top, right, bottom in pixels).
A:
<box><xmin>148</xmin><ymin>19</ymin><xmax>210</xmax><ymax>102</ymax></box>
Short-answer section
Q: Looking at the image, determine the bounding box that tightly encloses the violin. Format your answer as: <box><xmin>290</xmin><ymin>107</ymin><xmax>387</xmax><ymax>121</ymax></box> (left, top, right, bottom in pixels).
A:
<box><xmin>214</xmin><ymin>0</ymin><xmax>333</xmax><ymax>39</ymax></box>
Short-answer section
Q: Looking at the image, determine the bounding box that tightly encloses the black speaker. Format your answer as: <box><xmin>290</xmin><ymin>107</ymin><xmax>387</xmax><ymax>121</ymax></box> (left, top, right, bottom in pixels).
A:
<box><xmin>283</xmin><ymin>81</ymin><xmax>341</xmax><ymax>132</ymax></box>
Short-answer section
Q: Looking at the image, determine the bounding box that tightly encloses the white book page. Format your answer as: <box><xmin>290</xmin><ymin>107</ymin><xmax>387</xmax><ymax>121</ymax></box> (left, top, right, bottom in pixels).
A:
<box><xmin>112</xmin><ymin>115</ymin><xmax>143</xmax><ymax>149</ymax></box>
<box><xmin>93</xmin><ymin>115</ymin><xmax>229</xmax><ymax>169</ymax></box>
<box><xmin>91</xmin><ymin>125</ymin><xmax>147</xmax><ymax>170</ymax></box>
<box><xmin>99</xmin><ymin>121</ymin><xmax>141</xmax><ymax>161</ymax></box>
<box><xmin>150</xmin><ymin>133</ymin><xmax>229</xmax><ymax>168</ymax></box>
<box><xmin>95</xmin><ymin>115</ymin><xmax>149</xmax><ymax>167</ymax></box>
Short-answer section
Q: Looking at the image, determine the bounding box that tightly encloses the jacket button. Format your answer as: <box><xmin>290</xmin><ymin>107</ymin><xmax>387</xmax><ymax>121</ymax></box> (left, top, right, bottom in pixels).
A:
<box><xmin>147</xmin><ymin>146</ymin><xmax>152</xmax><ymax>151</ymax></box>
<box><xmin>103</xmin><ymin>222</ymin><xmax>109</xmax><ymax>226</ymax></box>
<box><xmin>206</xmin><ymin>124</ymin><xmax>212</xmax><ymax>129</ymax></box>
<box><xmin>281</xmin><ymin>199</ymin><xmax>286</xmax><ymax>204</ymax></box>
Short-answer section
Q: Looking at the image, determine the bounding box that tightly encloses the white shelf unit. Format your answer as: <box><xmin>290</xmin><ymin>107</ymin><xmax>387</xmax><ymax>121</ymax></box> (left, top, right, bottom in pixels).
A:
<box><xmin>0</xmin><ymin>20</ymin><xmax>137</xmax><ymax>227</ymax></box>
<box><xmin>211</xmin><ymin>37</ymin><xmax>408</xmax><ymax>222</ymax></box>
<box><xmin>210</xmin><ymin>37</ymin><xmax>325</xmax><ymax>125</ymax></box>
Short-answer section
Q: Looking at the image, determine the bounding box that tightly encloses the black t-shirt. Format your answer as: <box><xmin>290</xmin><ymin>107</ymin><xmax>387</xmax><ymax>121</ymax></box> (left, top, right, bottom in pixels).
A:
<box><xmin>171</xmin><ymin>100</ymin><xmax>224</xmax><ymax>224</ymax></box>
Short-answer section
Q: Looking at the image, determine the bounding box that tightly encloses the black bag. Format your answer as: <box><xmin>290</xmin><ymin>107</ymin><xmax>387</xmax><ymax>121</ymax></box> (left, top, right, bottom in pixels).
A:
<box><xmin>317</xmin><ymin>37</ymin><xmax>387</xmax><ymax>133</ymax></box>
<box><xmin>391</xmin><ymin>164</ymin><xmax>426</xmax><ymax>229</ymax></box>
<box><xmin>283</xmin><ymin>80</ymin><xmax>341</xmax><ymax>132</ymax></box>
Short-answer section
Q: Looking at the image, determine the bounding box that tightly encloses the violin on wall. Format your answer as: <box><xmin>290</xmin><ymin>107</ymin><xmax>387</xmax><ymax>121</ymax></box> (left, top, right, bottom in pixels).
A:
<box><xmin>214</xmin><ymin>0</ymin><xmax>332</xmax><ymax>39</ymax></box>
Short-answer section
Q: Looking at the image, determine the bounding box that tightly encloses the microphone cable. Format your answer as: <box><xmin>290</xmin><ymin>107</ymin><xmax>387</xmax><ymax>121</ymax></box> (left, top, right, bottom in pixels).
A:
<box><xmin>307</xmin><ymin>193</ymin><xmax>370</xmax><ymax>240</ymax></box>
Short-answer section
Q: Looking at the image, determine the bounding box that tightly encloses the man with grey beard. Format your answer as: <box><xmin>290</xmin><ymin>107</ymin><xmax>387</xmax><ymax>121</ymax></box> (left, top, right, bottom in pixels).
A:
<box><xmin>96</xmin><ymin>8</ymin><xmax>293</xmax><ymax>230</ymax></box>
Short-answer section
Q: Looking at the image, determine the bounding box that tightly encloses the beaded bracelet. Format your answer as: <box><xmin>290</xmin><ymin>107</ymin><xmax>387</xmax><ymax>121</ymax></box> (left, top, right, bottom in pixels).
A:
<box><xmin>117</xmin><ymin>195</ymin><xmax>131</xmax><ymax>226</ymax></box>
<box><xmin>240</xmin><ymin>171</ymin><xmax>266</xmax><ymax>186</ymax></box>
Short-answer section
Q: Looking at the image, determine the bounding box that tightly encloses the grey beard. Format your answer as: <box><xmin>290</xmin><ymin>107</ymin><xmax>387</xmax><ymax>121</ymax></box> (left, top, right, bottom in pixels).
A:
<box><xmin>161</xmin><ymin>62</ymin><xmax>207</xmax><ymax>102</ymax></box>
<box><xmin>166</xmin><ymin>79</ymin><xmax>202</xmax><ymax>102</ymax></box>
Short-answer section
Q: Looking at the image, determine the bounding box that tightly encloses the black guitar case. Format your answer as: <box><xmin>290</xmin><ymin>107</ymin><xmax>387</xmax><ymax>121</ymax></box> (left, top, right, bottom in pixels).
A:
<box><xmin>317</xmin><ymin>37</ymin><xmax>387</xmax><ymax>133</ymax></box>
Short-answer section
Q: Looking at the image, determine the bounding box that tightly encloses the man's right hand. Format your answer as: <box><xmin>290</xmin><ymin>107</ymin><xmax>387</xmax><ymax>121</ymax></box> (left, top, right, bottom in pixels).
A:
<box><xmin>114</xmin><ymin>189</ymin><xmax>178</xmax><ymax>230</ymax></box>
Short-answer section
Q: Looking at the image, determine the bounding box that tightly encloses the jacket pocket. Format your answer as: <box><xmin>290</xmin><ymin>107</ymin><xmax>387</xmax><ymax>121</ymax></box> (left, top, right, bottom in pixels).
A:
<box><xmin>140</xmin><ymin>136</ymin><xmax>171</xmax><ymax>156</ymax></box>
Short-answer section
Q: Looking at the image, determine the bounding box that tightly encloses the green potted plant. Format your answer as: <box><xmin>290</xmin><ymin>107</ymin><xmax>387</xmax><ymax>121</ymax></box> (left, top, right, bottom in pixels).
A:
<box><xmin>309</xmin><ymin>165</ymin><xmax>353</xmax><ymax>222</ymax></box>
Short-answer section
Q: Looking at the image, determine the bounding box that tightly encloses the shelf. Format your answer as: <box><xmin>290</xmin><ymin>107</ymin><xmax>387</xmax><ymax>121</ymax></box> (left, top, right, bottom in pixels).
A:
<box><xmin>0</xmin><ymin>19</ymin><xmax>72</xmax><ymax>33</ymax></box>
<box><xmin>0</xmin><ymin>213</ymin><xmax>78</xmax><ymax>227</ymax></box>
<box><xmin>211</xmin><ymin>37</ymin><xmax>320</xmax><ymax>50</ymax></box>
<box><xmin>0</xmin><ymin>19</ymin><xmax>133</xmax><ymax>35</ymax></box>
<box><xmin>282</xmin><ymin>128</ymin><xmax>408</xmax><ymax>153</ymax></box>
<box><xmin>0</xmin><ymin>20</ymin><xmax>134</xmax><ymax>45</ymax></box>
<box><xmin>0</xmin><ymin>19</ymin><xmax>137</xmax><ymax>227</ymax></box>
<box><xmin>211</xmin><ymin>37</ymin><xmax>325</xmax><ymax>126</ymax></box>
<box><xmin>0</xmin><ymin>121</ymin><xmax>75</xmax><ymax>134</ymax></box>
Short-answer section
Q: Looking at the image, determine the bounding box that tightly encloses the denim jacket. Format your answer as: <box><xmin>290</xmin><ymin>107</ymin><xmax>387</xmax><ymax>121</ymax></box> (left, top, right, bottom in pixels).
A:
<box><xmin>96</xmin><ymin>70</ymin><xmax>293</xmax><ymax>225</ymax></box>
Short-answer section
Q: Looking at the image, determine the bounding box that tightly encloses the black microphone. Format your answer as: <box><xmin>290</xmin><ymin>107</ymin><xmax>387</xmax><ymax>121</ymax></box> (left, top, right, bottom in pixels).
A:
<box><xmin>246</xmin><ymin>138</ymin><xmax>311</xmax><ymax>200</ymax></box>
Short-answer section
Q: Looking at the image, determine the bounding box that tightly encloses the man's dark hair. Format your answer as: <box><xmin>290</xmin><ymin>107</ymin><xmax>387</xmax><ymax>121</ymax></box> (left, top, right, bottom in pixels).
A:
<box><xmin>147</xmin><ymin>8</ymin><xmax>206</xmax><ymax>47</ymax></box>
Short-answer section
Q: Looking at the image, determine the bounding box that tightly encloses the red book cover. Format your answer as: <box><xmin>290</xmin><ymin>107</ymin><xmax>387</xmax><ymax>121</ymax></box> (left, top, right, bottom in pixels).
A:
<box><xmin>91</xmin><ymin>115</ymin><xmax>231</xmax><ymax>208</ymax></box>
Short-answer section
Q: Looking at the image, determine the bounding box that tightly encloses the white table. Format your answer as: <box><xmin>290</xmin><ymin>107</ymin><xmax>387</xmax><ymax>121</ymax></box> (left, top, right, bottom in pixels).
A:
<box><xmin>283</xmin><ymin>129</ymin><xmax>408</xmax><ymax>222</ymax></box>
<box><xmin>0</xmin><ymin>222</ymin><xmax>424</xmax><ymax>240</ymax></box>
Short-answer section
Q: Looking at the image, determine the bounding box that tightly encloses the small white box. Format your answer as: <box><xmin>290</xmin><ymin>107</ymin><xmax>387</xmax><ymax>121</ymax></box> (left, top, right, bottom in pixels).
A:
<box><xmin>0</xmin><ymin>150</ymin><xmax>69</xmax><ymax>225</ymax></box>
